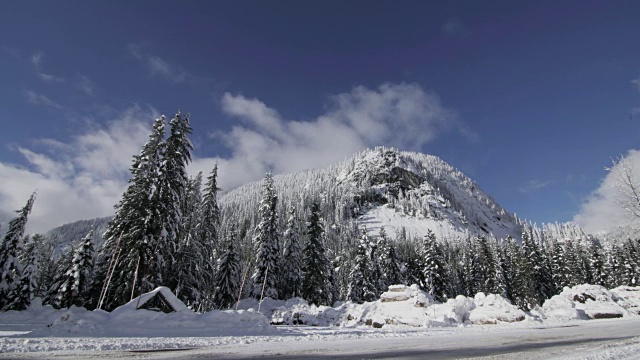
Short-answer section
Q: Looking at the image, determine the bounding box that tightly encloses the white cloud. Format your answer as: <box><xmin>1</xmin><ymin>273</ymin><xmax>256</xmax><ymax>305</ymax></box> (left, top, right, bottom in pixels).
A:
<box><xmin>518</xmin><ymin>179</ymin><xmax>553</xmax><ymax>193</ymax></box>
<box><xmin>128</xmin><ymin>44</ymin><xmax>189</xmax><ymax>84</ymax></box>
<box><xmin>24</xmin><ymin>90</ymin><xmax>63</xmax><ymax>109</ymax></box>
<box><xmin>37</xmin><ymin>72</ymin><xmax>65</xmax><ymax>83</ymax></box>
<box><xmin>441</xmin><ymin>18</ymin><xmax>468</xmax><ymax>36</ymax></box>
<box><xmin>632</xmin><ymin>77</ymin><xmax>640</xmax><ymax>92</ymax></box>
<box><xmin>30</xmin><ymin>51</ymin><xmax>43</xmax><ymax>70</ymax></box>
<box><xmin>190</xmin><ymin>83</ymin><xmax>471</xmax><ymax>191</ymax></box>
<box><xmin>0</xmin><ymin>105</ymin><xmax>156</xmax><ymax>234</ymax></box>
<box><xmin>574</xmin><ymin>149</ymin><xmax>640</xmax><ymax>234</ymax></box>
<box><xmin>74</xmin><ymin>74</ymin><xmax>95</xmax><ymax>95</ymax></box>
<box><xmin>148</xmin><ymin>56</ymin><xmax>188</xmax><ymax>83</ymax></box>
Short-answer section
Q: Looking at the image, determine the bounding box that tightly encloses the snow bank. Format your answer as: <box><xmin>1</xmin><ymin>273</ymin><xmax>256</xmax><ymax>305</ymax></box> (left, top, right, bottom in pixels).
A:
<box><xmin>14</xmin><ymin>288</ymin><xmax>277</xmax><ymax>338</ymax></box>
<box><xmin>245</xmin><ymin>285</ymin><xmax>525</xmax><ymax>329</ymax></box>
<box><xmin>542</xmin><ymin>285</ymin><xmax>638</xmax><ymax>320</ymax></box>
<box><xmin>468</xmin><ymin>293</ymin><xmax>526</xmax><ymax>324</ymax></box>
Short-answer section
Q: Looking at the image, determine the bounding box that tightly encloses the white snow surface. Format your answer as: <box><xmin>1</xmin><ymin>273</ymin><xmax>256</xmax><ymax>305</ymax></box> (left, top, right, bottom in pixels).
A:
<box><xmin>1</xmin><ymin>285</ymin><xmax>639</xmax><ymax>357</ymax></box>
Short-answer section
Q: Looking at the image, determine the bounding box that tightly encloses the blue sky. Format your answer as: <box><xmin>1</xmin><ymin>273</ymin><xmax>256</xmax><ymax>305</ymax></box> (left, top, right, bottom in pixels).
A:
<box><xmin>1</xmin><ymin>0</ymin><xmax>640</xmax><ymax>233</ymax></box>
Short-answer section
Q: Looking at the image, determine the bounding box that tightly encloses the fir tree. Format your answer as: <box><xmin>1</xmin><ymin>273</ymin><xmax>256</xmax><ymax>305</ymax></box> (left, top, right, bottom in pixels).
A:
<box><xmin>158</xmin><ymin>111</ymin><xmax>193</xmax><ymax>290</ymax></box>
<box><xmin>97</xmin><ymin>116</ymin><xmax>166</xmax><ymax>310</ymax></box>
<box><xmin>213</xmin><ymin>229</ymin><xmax>241</xmax><ymax>309</ymax></box>
<box><xmin>301</xmin><ymin>201</ymin><xmax>331</xmax><ymax>305</ymax></box>
<box><xmin>347</xmin><ymin>230</ymin><xmax>377</xmax><ymax>303</ymax></box>
<box><xmin>377</xmin><ymin>228</ymin><xmax>402</xmax><ymax>288</ymax></box>
<box><xmin>0</xmin><ymin>192</ymin><xmax>36</xmax><ymax>310</ymax></box>
<box><xmin>281</xmin><ymin>209</ymin><xmax>303</xmax><ymax>299</ymax></box>
<box><xmin>57</xmin><ymin>231</ymin><xmax>95</xmax><ymax>308</ymax></box>
<box><xmin>421</xmin><ymin>230</ymin><xmax>446</xmax><ymax>301</ymax></box>
<box><xmin>3</xmin><ymin>235</ymin><xmax>38</xmax><ymax>311</ymax></box>
<box><xmin>250</xmin><ymin>173</ymin><xmax>280</xmax><ymax>300</ymax></box>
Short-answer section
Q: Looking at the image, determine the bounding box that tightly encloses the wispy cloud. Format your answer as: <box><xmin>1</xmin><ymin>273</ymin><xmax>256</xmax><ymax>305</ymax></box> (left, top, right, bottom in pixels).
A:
<box><xmin>74</xmin><ymin>74</ymin><xmax>95</xmax><ymax>95</ymax></box>
<box><xmin>37</xmin><ymin>72</ymin><xmax>65</xmax><ymax>83</ymax></box>
<box><xmin>518</xmin><ymin>179</ymin><xmax>553</xmax><ymax>193</ymax></box>
<box><xmin>189</xmin><ymin>82</ymin><xmax>473</xmax><ymax>191</ymax></box>
<box><xmin>632</xmin><ymin>76</ymin><xmax>640</xmax><ymax>92</ymax></box>
<box><xmin>148</xmin><ymin>56</ymin><xmax>188</xmax><ymax>83</ymax></box>
<box><xmin>128</xmin><ymin>43</ymin><xmax>190</xmax><ymax>84</ymax></box>
<box><xmin>30</xmin><ymin>51</ymin><xmax>44</xmax><ymax>70</ymax></box>
<box><xmin>441</xmin><ymin>18</ymin><xmax>468</xmax><ymax>36</ymax></box>
<box><xmin>0</xmin><ymin>105</ymin><xmax>157</xmax><ymax>233</ymax></box>
<box><xmin>24</xmin><ymin>90</ymin><xmax>63</xmax><ymax>109</ymax></box>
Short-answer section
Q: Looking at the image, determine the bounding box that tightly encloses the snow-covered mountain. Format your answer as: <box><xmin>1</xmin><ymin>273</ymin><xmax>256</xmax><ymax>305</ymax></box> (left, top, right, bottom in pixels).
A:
<box><xmin>42</xmin><ymin>147</ymin><xmax>591</xmax><ymax>249</ymax></box>
<box><xmin>220</xmin><ymin>147</ymin><xmax>524</xmax><ymax>242</ymax></box>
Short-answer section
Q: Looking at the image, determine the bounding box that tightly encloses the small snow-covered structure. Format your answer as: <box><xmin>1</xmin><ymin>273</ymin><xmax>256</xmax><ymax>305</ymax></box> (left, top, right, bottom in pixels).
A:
<box><xmin>116</xmin><ymin>286</ymin><xmax>190</xmax><ymax>314</ymax></box>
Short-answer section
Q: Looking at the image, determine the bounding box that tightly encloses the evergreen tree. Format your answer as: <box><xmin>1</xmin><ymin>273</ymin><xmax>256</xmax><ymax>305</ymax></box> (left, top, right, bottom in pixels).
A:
<box><xmin>0</xmin><ymin>192</ymin><xmax>36</xmax><ymax>309</ymax></box>
<box><xmin>301</xmin><ymin>201</ymin><xmax>331</xmax><ymax>305</ymax></box>
<box><xmin>250</xmin><ymin>173</ymin><xmax>280</xmax><ymax>299</ymax></box>
<box><xmin>548</xmin><ymin>238</ymin><xmax>569</xmax><ymax>293</ymax></box>
<box><xmin>97</xmin><ymin>116</ymin><xmax>166</xmax><ymax>310</ymax></box>
<box><xmin>476</xmin><ymin>236</ymin><xmax>499</xmax><ymax>295</ymax></box>
<box><xmin>377</xmin><ymin>228</ymin><xmax>402</xmax><ymax>289</ymax></box>
<box><xmin>281</xmin><ymin>209</ymin><xmax>303</xmax><ymax>299</ymax></box>
<box><xmin>588</xmin><ymin>238</ymin><xmax>607</xmax><ymax>286</ymax></box>
<box><xmin>57</xmin><ymin>231</ymin><xmax>95</xmax><ymax>308</ymax></box>
<box><xmin>174</xmin><ymin>172</ymin><xmax>211</xmax><ymax>310</ymax></box>
<box><xmin>158</xmin><ymin>111</ymin><xmax>193</xmax><ymax>290</ymax></box>
<box><xmin>347</xmin><ymin>230</ymin><xmax>377</xmax><ymax>303</ymax></box>
<box><xmin>213</xmin><ymin>229</ymin><xmax>241</xmax><ymax>309</ymax></box>
<box><xmin>198</xmin><ymin>164</ymin><xmax>221</xmax><ymax>256</ymax></box>
<box><xmin>421</xmin><ymin>230</ymin><xmax>446</xmax><ymax>301</ymax></box>
<box><xmin>3</xmin><ymin>235</ymin><xmax>38</xmax><ymax>311</ymax></box>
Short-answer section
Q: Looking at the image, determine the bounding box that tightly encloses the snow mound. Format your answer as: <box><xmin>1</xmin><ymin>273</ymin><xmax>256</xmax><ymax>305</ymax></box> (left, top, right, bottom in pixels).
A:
<box><xmin>255</xmin><ymin>285</ymin><xmax>523</xmax><ymax>329</ymax></box>
<box><xmin>25</xmin><ymin>288</ymin><xmax>277</xmax><ymax>337</ymax></box>
<box><xmin>469</xmin><ymin>292</ymin><xmax>526</xmax><ymax>324</ymax></box>
<box><xmin>542</xmin><ymin>284</ymin><xmax>637</xmax><ymax>320</ymax></box>
<box><xmin>610</xmin><ymin>286</ymin><xmax>640</xmax><ymax>315</ymax></box>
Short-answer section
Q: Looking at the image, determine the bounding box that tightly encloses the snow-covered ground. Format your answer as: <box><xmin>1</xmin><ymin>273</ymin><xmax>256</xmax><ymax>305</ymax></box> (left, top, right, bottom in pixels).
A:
<box><xmin>1</xmin><ymin>285</ymin><xmax>640</xmax><ymax>358</ymax></box>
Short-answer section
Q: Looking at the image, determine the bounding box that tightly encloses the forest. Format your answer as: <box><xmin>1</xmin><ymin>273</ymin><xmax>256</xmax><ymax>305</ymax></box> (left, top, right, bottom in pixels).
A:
<box><xmin>0</xmin><ymin>112</ymin><xmax>639</xmax><ymax>314</ymax></box>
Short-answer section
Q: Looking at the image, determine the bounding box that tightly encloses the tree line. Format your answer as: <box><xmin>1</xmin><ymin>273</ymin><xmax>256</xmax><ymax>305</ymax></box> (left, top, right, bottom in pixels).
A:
<box><xmin>0</xmin><ymin>113</ymin><xmax>639</xmax><ymax>312</ymax></box>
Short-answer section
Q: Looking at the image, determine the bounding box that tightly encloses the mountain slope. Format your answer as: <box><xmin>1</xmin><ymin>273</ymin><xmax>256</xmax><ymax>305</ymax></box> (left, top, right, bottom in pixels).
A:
<box><xmin>220</xmin><ymin>147</ymin><xmax>523</xmax><ymax>242</ymax></box>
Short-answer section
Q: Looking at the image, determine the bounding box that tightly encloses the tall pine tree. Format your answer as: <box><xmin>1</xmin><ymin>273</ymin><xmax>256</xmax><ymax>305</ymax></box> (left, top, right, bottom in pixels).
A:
<box><xmin>0</xmin><ymin>192</ymin><xmax>36</xmax><ymax>310</ymax></box>
<box><xmin>250</xmin><ymin>173</ymin><xmax>280</xmax><ymax>299</ymax></box>
<box><xmin>301</xmin><ymin>202</ymin><xmax>331</xmax><ymax>305</ymax></box>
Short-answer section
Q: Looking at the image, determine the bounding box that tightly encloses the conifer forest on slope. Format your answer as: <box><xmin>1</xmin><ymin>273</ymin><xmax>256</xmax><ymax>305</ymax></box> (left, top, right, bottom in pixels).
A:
<box><xmin>0</xmin><ymin>111</ymin><xmax>639</xmax><ymax>314</ymax></box>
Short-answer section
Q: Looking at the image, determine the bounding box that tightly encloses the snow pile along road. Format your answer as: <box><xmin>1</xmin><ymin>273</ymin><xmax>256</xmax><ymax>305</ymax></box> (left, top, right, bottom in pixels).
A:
<box><xmin>14</xmin><ymin>287</ymin><xmax>276</xmax><ymax>338</ymax></box>
<box><xmin>542</xmin><ymin>284</ymin><xmax>640</xmax><ymax>320</ymax></box>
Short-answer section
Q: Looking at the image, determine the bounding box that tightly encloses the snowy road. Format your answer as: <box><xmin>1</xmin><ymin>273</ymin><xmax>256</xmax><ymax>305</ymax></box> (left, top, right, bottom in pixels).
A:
<box><xmin>2</xmin><ymin>319</ymin><xmax>640</xmax><ymax>359</ymax></box>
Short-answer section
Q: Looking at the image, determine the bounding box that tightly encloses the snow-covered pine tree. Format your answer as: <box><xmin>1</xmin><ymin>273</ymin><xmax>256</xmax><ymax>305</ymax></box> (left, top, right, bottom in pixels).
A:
<box><xmin>56</xmin><ymin>230</ymin><xmax>95</xmax><ymax>309</ymax></box>
<box><xmin>587</xmin><ymin>238</ymin><xmax>607</xmax><ymax>287</ymax></box>
<box><xmin>377</xmin><ymin>227</ymin><xmax>402</xmax><ymax>289</ymax></box>
<box><xmin>347</xmin><ymin>230</ymin><xmax>378</xmax><ymax>303</ymax></box>
<box><xmin>158</xmin><ymin>111</ymin><xmax>193</xmax><ymax>291</ymax></box>
<box><xmin>548</xmin><ymin>238</ymin><xmax>569</xmax><ymax>293</ymax></box>
<box><xmin>27</xmin><ymin>234</ymin><xmax>55</xmax><ymax>299</ymax></box>
<box><xmin>174</xmin><ymin>172</ymin><xmax>211</xmax><ymax>310</ymax></box>
<box><xmin>212</xmin><ymin>229</ymin><xmax>241</xmax><ymax>309</ymax></box>
<box><xmin>198</xmin><ymin>164</ymin><xmax>221</xmax><ymax>256</ymax></box>
<box><xmin>96</xmin><ymin>116</ymin><xmax>166</xmax><ymax>310</ymax></box>
<box><xmin>280</xmin><ymin>208</ymin><xmax>303</xmax><ymax>299</ymax></box>
<box><xmin>0</xmin><ymin>192</ymin><xmax>36</xmax><ymax>310</ymax></box>
<box><xmin>3</xmin><ymin>235</ymin><xmax>38</xmax><ymax>311</ymax></box>
<box><xmin>475</xmin><ymin>236</ymin><xmax>498</xmax><ymax>295</ymax></box>
<box><xmin>421</xmin><ymin>230</ymin><xmax>446</xmax><ymax>302</ymax></box>
<box><xmin>622</xmin><ymin>239</ymin><xmax>639</xmax><ymax>286</ymax></box>
<box><xmin>301</xmin><ymin>201</ymin><xmax>331</xmax><ymax>305</ymax></box>
<box><xmin>250</xmin><ymin>173</ymin><xmax>280</xmax><ymax>300</ymax></box>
